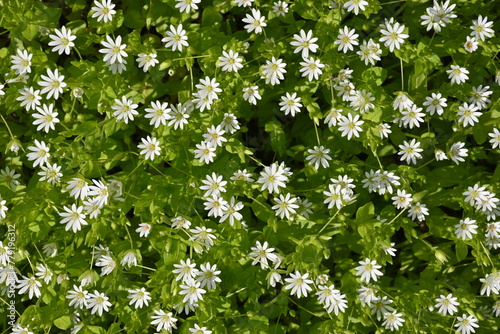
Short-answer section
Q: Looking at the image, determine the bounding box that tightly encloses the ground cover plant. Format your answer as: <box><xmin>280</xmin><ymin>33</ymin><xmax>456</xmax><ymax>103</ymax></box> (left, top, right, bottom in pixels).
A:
<box><xmin>0</xmin><ymin>0</ymin><xmax>499</xmax><ymax>333</ymax></box>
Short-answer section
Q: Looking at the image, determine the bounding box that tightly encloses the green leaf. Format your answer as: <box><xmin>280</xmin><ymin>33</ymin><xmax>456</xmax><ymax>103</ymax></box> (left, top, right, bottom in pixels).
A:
<box><xmin>202</xmin><ymin>6</ymin><xmax>223</xmax><ymax>27</ymax></box>
<box><xmin>54</xmin><ymin>316</ymin><xmax>72</xmax><ymax>330</ymax></box>
<box><xmin>455</xmin><ymin>241</ymin><xmax>468</xmax><ymax>262</ymax></box>
<box><xmin>356</xmin><ymin>202</ymin><xmax>374</xmax><ymax>221</ymax></box>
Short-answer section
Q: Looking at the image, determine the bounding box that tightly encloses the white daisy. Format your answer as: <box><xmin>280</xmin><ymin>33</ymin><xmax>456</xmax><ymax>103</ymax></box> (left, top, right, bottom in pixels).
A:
<box><xmin>448</xmin><ymin>142</ymin><xmax>468</xmax><ymax>165</ymax></box>
<box><xmin>48</xmin><ymin>26</ymin><xmax>76</xmax><ymax>55</ymax></box>
<box><xmin>279</xmin><ymin>92</ymin><xmax>302</xmax><ymax>117</ymax></box>
<box><xmin>99</xmin><ymin>35</ymin><xmax>127</xmax><ymax>64</ymax></box>
<box><xmin>32</xmin><ymin>103</ymin><xmax>60</xmax><ymax>133</ymax></box>
<box><xmin>455</xmin><ymin>218</ymin><xmax>478</xmax><ymax>240</ymax></box>
<box><xmin>299</xmin><ymin>56</ymin><xmax>325</xmax><ymax>81</ymax></box>
<box><xmin>127</xmin><ymin>287</ymin><xmax>151</xmax><ymax>309</ymax></box>
<box><xmin>284</xmin><ymin>271</ymin><xmax>313</xmax><ymax>298</ymax></box>
<box><xmin>194</xmin><ymin>141</ymin><xmax>216</xmax><ymax>164</ymax></box>
<box><xmin>59</xmin><ymin>204</ymin><xmax>87</xmax><ymax>233</ymax></box>
<box><xmin>242</xmin><ymin>9</ymin><xmax>266</xmax><ymax>34</ymax></box>
<box><xmin>242</xmin><ymin>85</ymin><xmax>261</xmax><ymax>105</ymax></box>
<box><xmin>290</xmin><ymin>29</ymin><xmax>319</xmax><ymax>58</ymax></box>
<box><xmin>175</xmin><ymin>0</ymin><xmax>201</xmax><ymax>13</ymax></box>
<box><xmin>38</xmin><ymin>163</ymin><xmax>63</xmax><ymax>185</ymax></box>
<box><xmin>343</xmin><ymin>0</ymin><xmax>368</xmax><ymax>15</ymax></box>
<box><xmin>446</xmin><ymin>65</ymin><xmax>469</xmax><ymax>85</ymax></box>
<box><xmin>112</xmin><ymin>96</ymin><xmax>139</xmax><ymax>124</ymax></box>
<box><xmin>379</xmin><ymin>19</ymin><xmax>409</xmax><ymax>52</ymax></box>
<box><xmin>306</xmin><ymin>146</ymin><xmax>332</xmax><ymax>169</ymax></box>
<box><xmin>144</xmin><ymin>101</ymin><xmax>171</xmax><ymax>128</ymax></box>
<box><xmin>434</xmin><ymin>293</ymin><xmax>459</xmax><ymax>316</ymax></box>
<box><xmin>26</xmin><ymin>139</ymin><xmax>50</xmax><ymax>167</ymax></box>
<box><xmin>162</xmin><ymin>24</ymin><xmax>189</xmax><ymax>52</ymax></box>
<box><xmin>86</xmin><ymin>291</ymin><xmax>112</xmax><ymax>316</ymax></box>
<box><xmin>262</xmin><ymin>57</ymin><xmax>287</xmax><ymax>86</ymax></box>
<box><xmin>335</xmin><ymin>26</ymin><xmax>359</xmax><ymax>53</ymax></box>
<box><xmin>355</xmin><ymin>258</ymin><xmax>383</xmax><ymax>283</ymax></box>
<box><xmin>91</xmin><ymin>0</ymin><xmax>116</xmax><ymax>23</ymax></box>
<box><xmin>17</xmin><ymin>86</ymin><xmax>42</xmax><ymax>111</ymax></box>
<box><xmin>11</xmin><ymin>49</ymin><xmax>32</xmax><ymax>74</ymax></box>
<box><xmin>470</xmin><ymin>15</ymin><xmax>494</xmax><ymax>41</ymax></box>
<box><xmin>398</xmin><ymin>139</ymin><xmax>423</xmax><ymax>165</ymax></box>
<box><xmin>138</xmin><ymin>136</ymin><xmax>161</xmax><ymax>161</ymax></box>
<box><xmin>272</xmin><ymin>193</ymin><xmax>299</xmax><ymax>220</ymax></box>
<box><xmin>136</xmin><ymin>53</ymin><xmax>159</xmax><ymax>72</ymax></box>
<box><xmin>337</xmin><ymin>113</ymin><xmax>364</xmax><ymax>140</ymax></box>
<box><xmin>218</xmin><ymin>50</ymin><xmax>243</xmax><ymax>73</ymax></box>
<box><xmin>168</xmin><ymin>102</ymin><xmax>191</xmax><ymax>130</ymax></box>
<box><xmin>423</xmin><ymin>92</ymin><xmax>447</xmax><ymax>115</ymax></box>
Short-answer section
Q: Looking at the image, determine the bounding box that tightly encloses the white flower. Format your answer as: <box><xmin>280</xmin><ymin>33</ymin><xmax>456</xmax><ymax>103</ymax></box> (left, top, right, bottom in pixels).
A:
<box><xmin>189</xmin><ymin>226</ymin><xmax>217</xmax><ymax>250</ymax></box>
<box><xmin>87</xmin><ymin>179</ymin><xmax>109</xmax><ymax>207</ymax></box>
<box><xmin>179</xmin><ymin>277</ymin><xmax>206</xmax><ymax>304</ymax></box>
<box><xmin>162</xmin><ymin>24</ymin><xmax>189</xmax><ymax>52</ymax></box>
<box><xmin>391</xmin><ymin>189</ymin><xmax>413</xmax><ymax>209</ymax></box>
<box><xmin>470</xmin><ymin>15</ymin><xmax>494</xmax><ymax>41</ymax></box>
<box><xmin>151</xmin><ymin>310</ymin><xmax>177</xmax><ymax>333</ymax></box>
<box><xmin>290</xmin><ymin>29</ymin><xmax>319</xmax><ymax>58</ymax></box>
<box><xmin>423</xmin><ymin>92</ymin><xmax>447</xmax><ymax>115</ymax></box>
<box><xmin>120</xmin><ymin>250</ymin><xmax>138</xmax><ymax>267</ymax></box>
<box><xmin>196</xmin><ymin>262</ymin><xmax>221</xmax><ymax>290</ymax></box>
<box><xmin>220</xmin><ymin>113</ymin><xmax>240</xmax><ymax>134</ymax></box>
<box><xmin>435</xmin><ymin>149</ymin><xmax>448</xmax><ymax>161</ymax></box>
<box><xmin>67</xmin><ymin>285</ymin><xmax>89</xmax><ymax>309</ymax></box>
<box><xmin>401</xmin><ymin>104</ymin><xmax>425</xmax><ymax>129</ymax></box>
<box><xmin>136</xmin><ymin>53</ymin><xmax>159</xmax><ymax>72</ymax></box>
<box><xmin>235</xmin><ymin>0</ymin><xmax>254</xmax><ymax>6</ymax></box>
<box><xmin>434</xmin><ymin>293</ymin><xmax>459</xmax><ymax>316</ymax></box>
<box><xmin>357</xmin><ymin>285</ymin><xmax>378</xmax><ymax>306</ymax></box>
<box><xmin>112</xmin><ymin>96</ymin><xmax>139</xmax><ymax>124</ymax></box>
<box><xmin>408</xmin><ymin>202</ymin><xmax>429</xmax><ymax>222</ymax></box>
<box><xmin>357</xmin><ymin>38</ymin><xmax>382</xmax><ymax>65</ymax></box>
<box><xmin>338</xmin><ymin>113</ymin><xmax>364</xmax><ymax>140</ymax></box>
<box><xmin>32</xmin><ymin>103</ymin><xmax>60</xmax><ymax>133</ymax></box>
<box><xmin>204</xmin><ymin>195</ymin><xmax>228</xmax><ymax>218</ymax></box>
<box><xmin>0</xmin><ymin>241</ymin><xmax>11</xmax><ymax>266</ymax></box>
<box><xmin>335</xmin><ymin>26</ymin><xmax>359</xmax><ymax>53</ymax></box>
<box><xmin>479</xmin><ymin>272</ymin><xmax>500</xmax><ymax>296</ymax></box>
<box><xmin>447</xmin><ymin>65</ymin><xmax>469</xmax><ymax>85</ymax></box>
<box><xmin>87</xmin><ymin>291</ymin><xmax>111</xmax><ymax>316</ymax></box>
<box><xmin>272</xmin><ymin>1</ymin><xmax>289</xmax><ymax>16</ymax></box>
<box><xmin>95</xmin><ymin>254</ymin><xmax>116</xmax><ymax>275</ymax></box>
<box><xmin>242</xmin><ymin>9</ymin><xmax>266</xmax><ymax>34</ymax></box>
<box><xmin>323</xmin><ymin>184</ymin><xmax>347</xmax><ymax>210</ymax></box>
<box><xmin>189</xmin><ymin>324</ymin><xmax>212</xmax><ymax>334</ymax></box>
<box><xmin>455</xmin><ymin>218</ymin><xmax>478</xmax><ymax>240</ymax></box>
<box><xmin>200</xmin><ymin>172</ymin><xmax>227</xmax><ymax>198</ymax></box>
<box><xmin>279</xmin><ymin>92</ymin><xmax>302</xmax><ymax>116</ymax></box>
<box><xmin>343</xmin><ymin>0</ymin><xmax>368</xmax><ymax>15</ymax></box>
<box><xmin>106</xmin><ymin>57</ymin><xmax>127</xmax><ymax>74</ymax></box>
<box><xmin>393</xmin><ymin>92</ymin><xmax>413</xmax><ymax>112</ymax></box>
<box><xmin>371</xmin><ymin>296</ymin><xmax>394</xmax><ymax>321</ymax></box>
<box><xmin>196</xmin><ymin>76</ymin><xmax>222</xmax><ymax>101</ymax></box>
<box><xmin>166</xmin><ymin>103</ymin><xmax>190</xmax><ymax>129</ymax></box>
<box><xmin>257</xmin><ymin>162</ymin><xmax>289</xmax><ymax>194</ymax></box>
<box><xmin>355</xmin><ymin>258</ymin><xmax>383</xmax><ymax>283</ymax></box>
<box><xmin>27</xmin><ymin>139</ymin><xmax>50</xmax><ymax>167</ymax></box>
<box><xmin>454</xmin><ymin>314</ymin><xmax>479</xmax><ymax>334</ymax></box>
<box><xmin>284</xmin><ymin>271</ymin><xmax>313</xmax><ymax>298</ymax></box>
<box><xmin>17</xmin><ymin>86</ymin><xmax>42</xmax><ymax>111</ymax></box>
<box><xmin>299</xmin><ymin>56</ymin><xmax>325</xmax><ymax>81</ymax></box>
<box><xmin>91</xmin><ymin>0</ymin><xmax>116</xmax><ymax>22</ymax></box>
<box><xmin>175</xmin><ymin>0</ymin><xmax>201</xmax><ymax>13</ymax></box>
<box><xmin>335</xmin><ymin>80</ymin><xmax>355</xmax><ymax>101</ymax></box>
<box><xmin>324</xmin><ymin>108</ymin><xmax>342</xmax><ymax>127</ymax></box>
<box><xmin>349</xmin><ymin>89</ymin><xmax>375</xmax><ymax>113</ymax></box>
<box><xmin>306</xmin><ymin>146</ymin><xmax>332</xmax><ymax>169</ymax></box>
<box><xmin>203</xmin><ymin>124</ymin><xmax>227</xmax><ymax>147</ymax></box>
<box><xmin>489</xmin><ymin>128</ymin><xmax>500</xmax><ymax>149</ymax></box>
<box><xmin>262</xmin><ymin>57</ymin><xmax>287</xmax><ymax>85</ymax></box>
<box><xmin>218</xmin><ymin>50</ymin><xmax>243</xmax><ymax>72</ymax></box>
<box><xmin>231</xmin><ymin>169</ymin><xmax>254</xmax><ymax>182</ymax></box>
<box><xmin>398</xmin><ymin>139</ymin><xmax>423</xmax><ymax>165</ymax></box>
<box><xmin>464</xmin><ymin>36</ymin><xmax>479</xmax><ymax>53</ymax></box>
<box><xmin>17</xmin><ymin>276</ymin><xmax>42</xmax><ymax>299</ymax></box>
<box><xmin>379</xmin><ymin>19</ymin><xmax>409</xmax><ymax>52</ymax></box>
<box><xmin>59</xmin><ymin>204</ymin><xmax>87</xmax><ymax>233</ymax></box>
<box><xmin>171</xmin><ymin>216</ymin><xmax>192</xmax><ymax>229</ymax></box>
<box><xmin>138</xmin><ymin>136</ymin><xmax>161</xmax><ymax>161</ymax></box>
<box><xmin>0</xmin><ymin>167</ymin><xmax>21</xmax><ymax>190</ymax></box>
<box><xmin>194</xmin><ymin>141</ymin><xmax>216</xmax><ymax>164</ymax></box>
<box><xmin>38</xmin><ymin>163</ymin><xmax>63</xmax><ymax>185</ymax></box>
<box><xmin>377</xmin><ymin>123</ymin><xmax>392</xmax><ymax>138</ymax></box>
<box><xmin>469</xmin><ymin>85</ymin><xmax>492</xmax><ymax>110</ymax></box>
<box><xmin>127</xmin><ymin>287</ymin><xmax>151</xmax><ymax>309</ymax></box>
<box><xmin>48</xmin><ymin>26</ymin><xmax>76</xmax><ymax>55</ymax></box>
<box><xmin>136</xmin><ymin>223</ymin><xmax>152</xmax><ymax>237</ymax></box>
<box><xmin>249</xmin><ymin>241</ymin><xmax>277</xmax><ymax>269</ymax></box>
<box><xmin>99</xmin><ymin>35</ymin><xmax>127</xmax><ymax>64</ymax></box>
<box><xmin>272</xmin><ymin>193</ymin><xmax>299</xmax><ymax>220</ymax></box>
<box><xmin>374</xmin><ymin>170</ymin><xmax>400</xmax><ymax>195</ymax></box>
<box><xmin>42</xmin><ymin>243</ymin><xmax>57</xmax><ymax>258</ymax></box>
<box><xmin>457</xmin><ymin>103</ymin><xmax>481</xmax><ymax>127</ymax></box>
<box><xmin>11</xmin><ymin>49</ymin><xmax>32</xmax><ymax>74</ymax></box>
<box><xmin>173</xmin><ymin>258</ymin><xmax>198</xmax><ymax>282</ymax></box>
<box><xmin>382</xmin><ymin>243</ymin><xmax>397</xmax><ymax>257</ymax></box>
<box><xmin>382</xmin><ymin>310</ymin><xmax>405</xmax><ymax>331</ymax></box>
<box><xmin>242</xmin><ymin>86</ymin><xmax>261</xmax><ymax>105</ymax></box>
<box><xmin>448</xmin><ymin>142</ymin><xmax>468</xmax><ymax>165</ymax></box>
<box><xmin>145</xmin><ymin>101</ymin><xmax>171</xmax><ymax>128</ymax></box>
